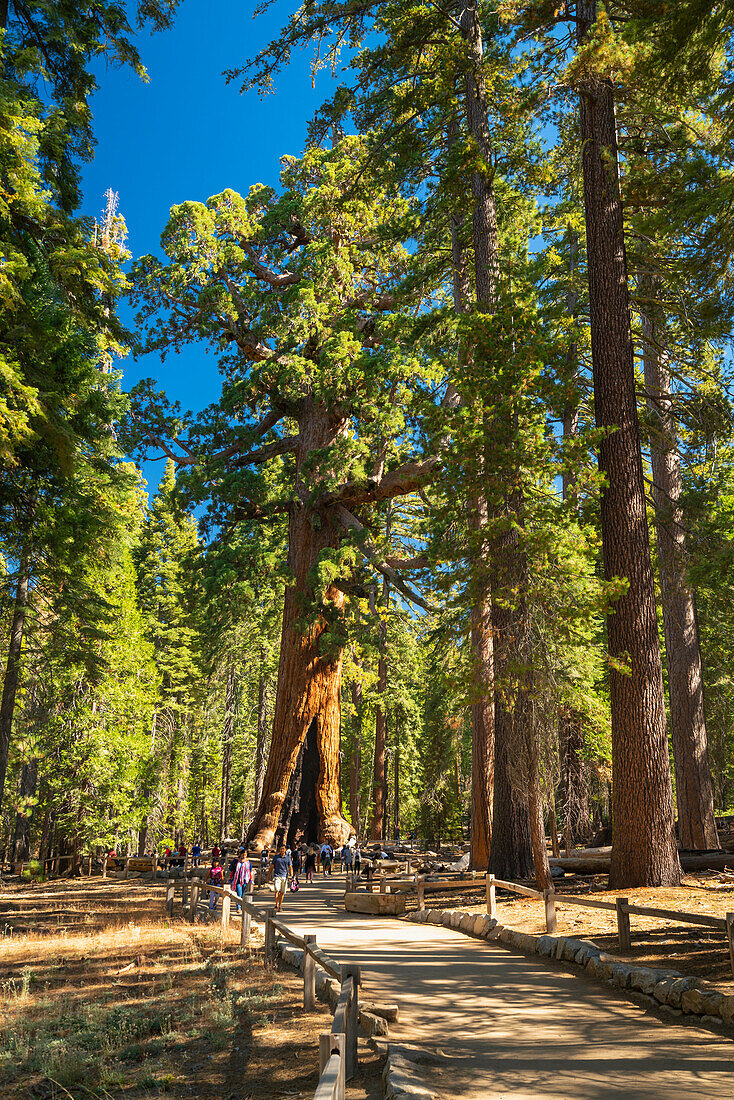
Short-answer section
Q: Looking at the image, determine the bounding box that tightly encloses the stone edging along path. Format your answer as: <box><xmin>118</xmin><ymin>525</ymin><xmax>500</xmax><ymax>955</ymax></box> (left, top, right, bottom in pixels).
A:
<box><xmin>275</xmin><ymin>939</ymin><xmax>434</xmax><ymax>1100</ymax></box>
<box><xmin>405</xmin><ymin>906</ymin><xmax>734</xmax><ymax>1033</ymax></box>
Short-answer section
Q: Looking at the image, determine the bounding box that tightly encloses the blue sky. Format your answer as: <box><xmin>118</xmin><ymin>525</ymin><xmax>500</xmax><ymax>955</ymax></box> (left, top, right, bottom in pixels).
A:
<box><xmin>80</xmin><ymin>1</ymin><xmax>332</xmax><ymax>493</ymax></box>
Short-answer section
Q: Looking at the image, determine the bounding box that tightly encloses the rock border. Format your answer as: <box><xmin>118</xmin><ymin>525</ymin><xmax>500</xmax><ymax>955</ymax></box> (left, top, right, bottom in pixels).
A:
<box><xmin>276</xmin><ymin>938</ymin><xmax>434</xmax><ymax>1098</ymax></box>
<box><xmin>405</xmin><ymin>907</ymin><xmax>734</xmax><ymax>1032</ymax></box>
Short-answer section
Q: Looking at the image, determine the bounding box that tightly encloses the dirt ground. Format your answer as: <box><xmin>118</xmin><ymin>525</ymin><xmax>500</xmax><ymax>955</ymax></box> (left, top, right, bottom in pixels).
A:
<box><xmin>407</xmin><ymin>872</ymin><xmax>734</xmax><ymax>991</ymax></box>
<box><xmin>0</xmin><ymin>877</ymin><xmax>383</xmax><ymax>1100</ymax></box>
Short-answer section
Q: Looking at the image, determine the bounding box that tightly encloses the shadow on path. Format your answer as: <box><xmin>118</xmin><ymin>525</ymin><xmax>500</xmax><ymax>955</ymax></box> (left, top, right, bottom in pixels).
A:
<box><xmin>276</xmin><ymin>874</ymin><xmax>734</xmax><ymax>1099</ymax></box>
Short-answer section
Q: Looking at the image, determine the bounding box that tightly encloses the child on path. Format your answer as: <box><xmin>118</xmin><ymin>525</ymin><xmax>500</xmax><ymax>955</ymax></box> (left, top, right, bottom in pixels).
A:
<box><xmin>304</xmin><ymin>846</ymin><xmax>316</xmax><ymax>884</ymax></box>
<box><xmin>207</xmin><ymin>858</ymin><xmax>223</xmax><ymax>914</ymax></box>
<box><xmin>267</xmin><ymin>844</ymin><xmax>292</xmax><ymax>912</ymax></box>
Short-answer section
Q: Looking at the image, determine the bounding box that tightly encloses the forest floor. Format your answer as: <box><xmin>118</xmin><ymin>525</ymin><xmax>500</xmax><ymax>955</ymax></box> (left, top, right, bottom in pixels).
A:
<box><xmin>0</xmin><ymin>877</ymin><xmax>384</xmax><ymax>1100</ymax></box>
<box><xmin>407</xmin><ymin>872</ymin><xmax>734</xmax><ymax>991</ymax></box>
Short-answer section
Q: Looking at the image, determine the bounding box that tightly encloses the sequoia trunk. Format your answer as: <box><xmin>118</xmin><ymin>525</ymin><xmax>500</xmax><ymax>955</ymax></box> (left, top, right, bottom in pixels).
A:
<box><xmin>349</xmin><ymin>679</ymin><xmax>363</xmax><ymax>837</ymax></box>
<box><xmin>255</xmin><ymin>661</ymin><xmax>268</xmax><ymax>807</ymax></box>
<box><xmin>577</xmin><ymin>0</ymin><xmax>679</xmax><ymax>886</ymax></box>
<box><xmin>247</xmin><ymin>403</ymin><xmax>353</xmax><ymax>850</ymax></box>
<box><xmin>642</xmin><ymin>302</ymin><xmax>718</xmax><ymax>850</ymax></box>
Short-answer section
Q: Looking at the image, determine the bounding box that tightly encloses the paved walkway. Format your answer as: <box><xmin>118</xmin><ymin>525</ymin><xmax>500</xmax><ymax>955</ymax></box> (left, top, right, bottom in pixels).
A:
<box><xmin>276</xmin><ymin>874</ymin><xmax>734</xmax><ymax>1098</ymax></box>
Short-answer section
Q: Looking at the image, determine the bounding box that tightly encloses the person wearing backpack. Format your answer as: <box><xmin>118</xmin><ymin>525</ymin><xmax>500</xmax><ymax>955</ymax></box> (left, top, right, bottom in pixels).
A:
<box><xmin>231</xmin><ymin>848</ymin><xmax>253</xmax><ymax>912</ymax></box>
<box><xmin>207</xmin><ymin>858</ymin><xmax>224</xmax><ymax>914</ymax></box>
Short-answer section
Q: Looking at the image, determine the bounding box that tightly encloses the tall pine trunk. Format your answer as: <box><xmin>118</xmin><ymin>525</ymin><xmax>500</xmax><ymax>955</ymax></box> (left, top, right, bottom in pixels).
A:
<box><xmin>12</xmin><ymin>758</ymin><xmax>38</xmax><ymax>864</ymax></box>
<box><xmin>350</xmin><ymin>679</ymin><xmax>363</xmax><ymax>837</ymax></box>
<box><xmin>0</xmin><ymin>547</ymin><xmax>31</xmax><ymax>814</ymax></box>
<box><xmin>220</xmin><ymin>662</ymin><xmax>236</xmax><ymax>838</ymax></box>
<box><xmin>371</xmin><ymin>577</ymin><xmax>389</xmax><ymax>842</ymax></box>
<box><xmin>255</xmin><ymin>659</ymin><xmax>268</xmax><ymax>808</ymax></box>
<box><xmin>577</xmin><ymin>0</ymin><xmax>679</xmax><ymax>886</ymax></box>
<box><xmin>247</xmin><ymin>402</ymin><xmax>353</xmax><ymax>850</ymax></box>
<box><xmin>641</xmin><ymin>298</ymin><xmax>718</xmax><ymax>850</ymax></box>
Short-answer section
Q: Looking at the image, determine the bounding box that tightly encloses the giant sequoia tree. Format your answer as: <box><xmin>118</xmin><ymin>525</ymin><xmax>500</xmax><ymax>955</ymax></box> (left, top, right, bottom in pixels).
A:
<box><xmin>130</xmin><ymin>141</ymin><xmax>436</xmax><ymax>850</ymax></box>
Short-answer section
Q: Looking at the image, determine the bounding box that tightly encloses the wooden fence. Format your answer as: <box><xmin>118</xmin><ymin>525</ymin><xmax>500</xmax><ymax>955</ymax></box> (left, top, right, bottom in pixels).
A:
<box><xmin>350</xmin><ymin>869</ymin><xmax>734</xmax><ymax>977</ymax></box>
<box><xmin>164</xmin><ymin>878</ymin><xmax>360</xmax><ymax>1099</ymax></box>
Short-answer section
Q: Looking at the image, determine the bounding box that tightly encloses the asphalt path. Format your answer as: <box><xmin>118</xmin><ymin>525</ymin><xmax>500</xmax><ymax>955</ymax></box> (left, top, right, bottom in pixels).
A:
<box><xmin>275</xmin><ymin>872</ymin><xmax>734</xmax><ymax>1098</ymax></box>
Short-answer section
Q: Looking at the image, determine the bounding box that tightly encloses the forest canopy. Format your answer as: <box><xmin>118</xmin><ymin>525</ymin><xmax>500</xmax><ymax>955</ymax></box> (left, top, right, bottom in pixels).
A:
<box><xmin>3</xmin><ymin>0</ymin><xmax>734</xmax><ymax>888</ymax></box>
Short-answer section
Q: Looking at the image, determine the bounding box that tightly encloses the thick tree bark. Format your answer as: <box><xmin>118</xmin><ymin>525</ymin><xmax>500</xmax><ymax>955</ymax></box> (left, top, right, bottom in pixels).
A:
<box><xmin>642</xmin><ymin>301</ymin><xmax>718</xmax><ymax>850</ymax></box>
<box><xmin>220</xmin><ymin>662</ymin><xmax>236</xmax><ymax>838</ymax></box>
<box><xmin>560</xmin><ymin>711</ymin><xmax>590</xmax><ymax>851</ymax></box>
<box><xmin>12</xmin><ymin>758</ymin><xmax>37</xmax><ymax>864</ymax></box>
<box><xmin>489</xmin><ymin>711</ymin><xmax>533</xmax><ymax>879</ymax></box>
<box><xmin>349</xmin><ymin>679</ymin><xmax>363</xmax><ymax>837</ymax></box>
<box><xmin>246</xmin><ymin>402</ymin><xmax>353</xmax><ymax>850</ymax></box>
<box><xmin>0</xmin><ymin>548</ymin><xmax>31</xmax><ymax>815</ymax></box>
<box><xmin>577</xmin><ymin>1</ymin><xmax>679</xmax><ymax>886</ymax></box>
<box><xmin>528</xmin><ymin>750</ymin><xmax>553</xmax><ymax>892</ymax></box>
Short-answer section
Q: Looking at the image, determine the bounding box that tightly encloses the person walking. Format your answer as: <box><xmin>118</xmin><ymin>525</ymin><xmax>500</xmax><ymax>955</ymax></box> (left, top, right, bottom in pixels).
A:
<box><xmin>292</xmin><ymin>844</ymin><xmax>302</xmax><ymax>883</ymax></box>
<box><xmin>267</xmin><ymin>844</ymin><xmax>292</xmax><ymax>913</ymax></box>
<box><xmin>320</xmin><ymin>842</ymin><xmax>333</xmax><ymax>876</ymax></box>
<box><xmin>343</xmin><ymin>842</ymin><xmax>354</xmax><ymax>876</ymax></box>
<box><xmin>191</xmin><ymin>840</ymin><xmax>201</xmax><ymax>867</ymax></box>
<box><xmin>260</xmin><ymin>848</ymin><xmax>269</xmax><ymax>885</ymax></box>
<box><xmin>207</xmin><ymin>858</ymin><xmax>223</xmax><ymax>915</ymax></box>
<box><xmin>304</xmin><ymin>845</ymin><xmax>316</xmax><ymax>884</ymax></box>
<box><xmin>231</xmin><ymin>848</ymin><xmax>253</xmax><ymax>912</ymax></box>
<box><xmin>353</xmin><ymin>844</ymin><xmax>361</xmax><ymax>877</ymax></box>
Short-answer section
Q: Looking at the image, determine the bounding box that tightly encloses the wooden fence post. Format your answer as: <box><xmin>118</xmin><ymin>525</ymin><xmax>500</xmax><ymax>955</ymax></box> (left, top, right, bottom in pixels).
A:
<box><xmin>342</xmin><ymin>964</ymin><xmax>360</xmax><ymax>1081</ymax></box>
<box><xmin>726</xmin><ymin>912</ymin><xmax>734</xmax><ymax>978</ymax></box>
<box><xmin>190</xmin><ymin>881</ymin><xmax>200</xmax><ymax>924</ymax></box>
<box><xmin>616</xmin><ymin>897</ymin><xmax>631</xmax><ymax>951</ymax></box>
<box><xmin>240</xmin><ymin>883</ymin><xmax>253</xmax><ymax>947</ymax></box>
<box><xmin>417</xmin><ymin>876</ymin><xmax>425</xmax><ymax>911</ymax></box>
<box><xmin>486</xmin><ymin>873</ymin><xmax>496</xmax><ymax>918</ymax></box>
<box><xmin>379</xmin><ymin>878</ymin><xmax>386</xmax><ymax>894</ymax></box>
<box><xmin>304</xmin><ymin>934</ymin><xmax>317</xmax><ymax>1010</ymax></box>
<box><xmin>221</xmin><ymin>888</ymin><xmax>231</xmax><ymax>931</ymax></box>
<box><xmin>264</xmin><ymin>906</ymin><xmax>276</xmax><ymax>962</ymax></box>
<box><xmin>544</xmin><ymin>889</ymin><xmax>557</xmax><ymax>934</ymax></box>
<box><xmin>166</xmin><ymin>879</ymin><xmax>175</xmax><ymax>918</ymax></box>
<box><xmin>319</xmin><ymin>1032</ymin><xmax>345</xmax><ymax>1100</ymax></box>
<box><xmin>182</xmin><ymin>878</ymin><xmax>189</xmax><ymax>912</ymax></box>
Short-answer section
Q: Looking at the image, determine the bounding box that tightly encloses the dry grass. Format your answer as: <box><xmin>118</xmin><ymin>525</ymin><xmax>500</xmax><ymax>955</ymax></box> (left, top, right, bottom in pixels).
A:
<box><xmin>0</xmin><ymin>879</ymin><xmax>382</xmax><ymax>1100</ymax></box>
<box><xmin>409</xmin><ymin>873</ymin><xmax>734</xmax><ymax>991</ymax></box>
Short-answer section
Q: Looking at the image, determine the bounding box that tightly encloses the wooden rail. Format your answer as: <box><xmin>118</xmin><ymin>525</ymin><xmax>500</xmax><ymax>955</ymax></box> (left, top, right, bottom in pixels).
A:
<box><xmin>353</xmin><ymin>868</ymin><xmax>734</xmax><ymax>977</ymax></box>
<box><xmin>162</xmin><ymin>878</ymin><xmax>359</xmax><ymax>1097</ymax></box>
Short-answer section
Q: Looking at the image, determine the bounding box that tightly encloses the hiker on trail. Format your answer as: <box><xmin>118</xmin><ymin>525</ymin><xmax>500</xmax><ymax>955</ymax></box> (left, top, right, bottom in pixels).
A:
<box><xmin>212</xmin><ymin>842</ymin><xmax>221</xmax><ymax>863</ymax></box>
<box><xmin>304</xmin><ymin>846</ymin><xmax>316</xmax><ymax>884</ymax></box>
<box><xmin>178</xmin><ymin>841</ymin><xmax>188</xmax><ymax>867</ymax></box>
<box><xmin>227</xmin><ymin>851</ymin><xmax>239</xmax><ymax>883</ymax></box>
<box><xmin>267</xmin><ymin>844</ymin><xmax>292</xmax><ymax>912</ymax></box>
<box><xmin>343</xmin><ymin>843</ymin><xmax>354</xmax><ymax>873</ymax></box>
<box><xmin>207</xmin><ymin>858</ymin><xmax>223</xmax><ymax>914</ymax></box>
<box><xmin>292</xmin><ymin>845</ymin><xmax>302</xmax><ymax>879</ymax></box>
<box><xmin>231</xmin><ymin>849</ymin><xmax>253</xmax><ymax>912</ymax></box>
<box><xmin>320</xmin><ymin>842</ymin><xmax>333</xmax><ymax>876</ymax></box>
<box><xmin>192</xmin><ymin>841</ymin><xmax>201</xmax><ymax>866</ymax></box>
<box><xmin>260</xmin><ymin>848</ymin><xmax>269</xmax><ymax>884</ymax></box>
<box><xmin>353</xmin><ymin>845</ymin><xmax>361</xmax><ymax>875</ymax></box>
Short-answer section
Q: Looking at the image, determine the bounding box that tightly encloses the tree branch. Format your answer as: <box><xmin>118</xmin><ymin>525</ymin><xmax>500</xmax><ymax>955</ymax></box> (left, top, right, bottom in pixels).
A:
<box><xmin>321</xmin><ymin>455</ymin><xmax>441</xmax><ymax>509</ymax></box>
<box><xmin>334</xmin><ymin>504</ymin><xmax>436</xmax><ymax>612</ymax></box>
